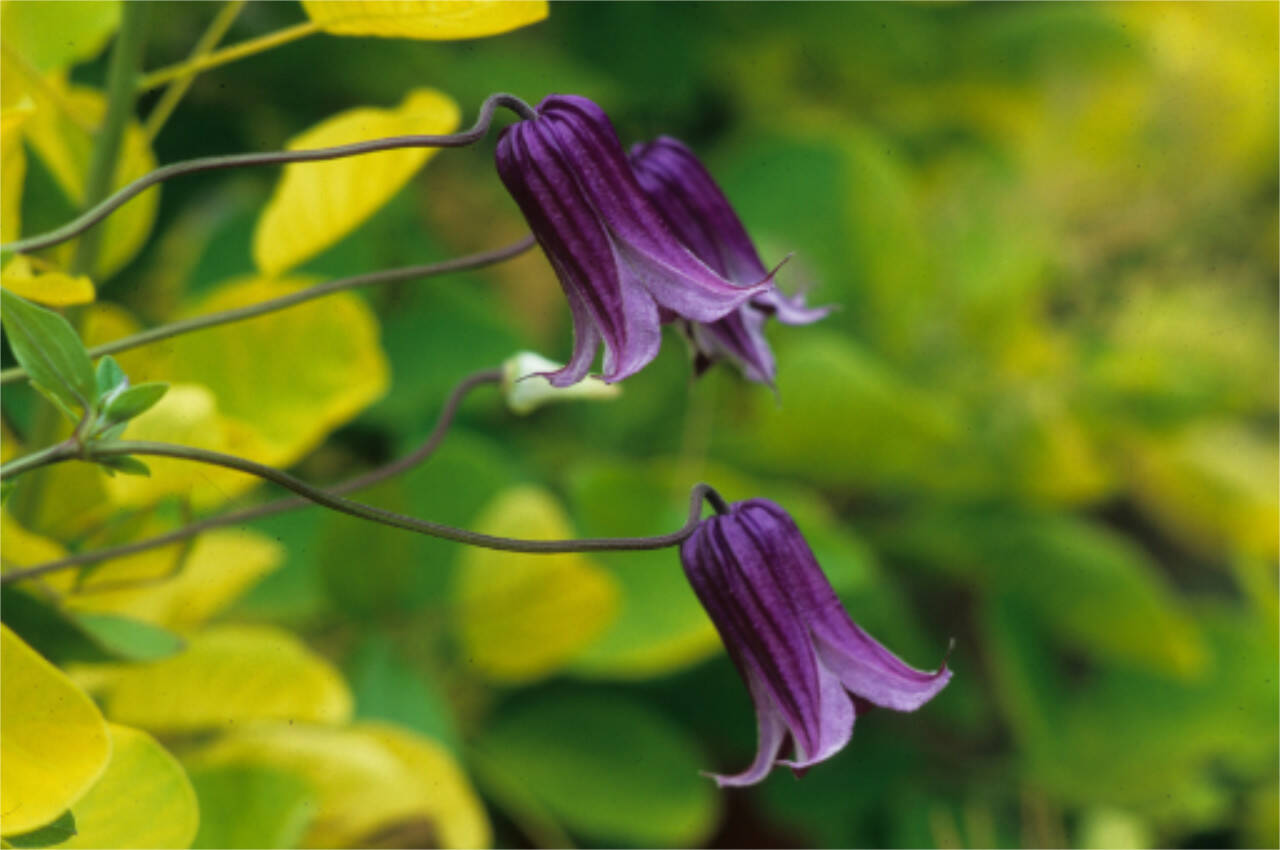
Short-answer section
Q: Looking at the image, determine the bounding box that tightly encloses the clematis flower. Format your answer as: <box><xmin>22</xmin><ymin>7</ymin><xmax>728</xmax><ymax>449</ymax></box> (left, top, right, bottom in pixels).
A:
<box><xmin>630</xmin><ymin>136</ymin><xmax>830</xmax><ymax>385</ymax></box>
<box><xmin>680</xmin><ymin>498</ymin><xmax>952</xmax><ymax>786</ymax></box>
<box><xmin>495</xmin><ymin>95</ymin><xmax>775</xmax><ymax>387</ymax></box>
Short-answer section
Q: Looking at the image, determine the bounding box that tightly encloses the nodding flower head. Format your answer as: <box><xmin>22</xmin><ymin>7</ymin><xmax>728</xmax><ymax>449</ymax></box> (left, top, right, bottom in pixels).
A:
<box><xmin>495</xmin><ymin>96</ymin><xmax>775</xmax><ymax>388</ymax></box>
<box><xmin>680</xmin><ymin>498</ymin><xmax>952</xmax><ymax>786</ymax></box>
<box><xmin>630</xmin><ymin>136</ymin><xmax>830</xmax><ymax>386</ymax></box>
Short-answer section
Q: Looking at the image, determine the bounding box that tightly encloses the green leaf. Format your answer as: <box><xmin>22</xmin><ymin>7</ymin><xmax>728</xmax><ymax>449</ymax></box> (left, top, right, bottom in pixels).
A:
<box><xmin>93</xmin><ymin>455</ymin><xmax>150</xmax><ymax>477</ymax></box>
<box><xmin>93</xmin><ymin>355</ymin><xmax>126</xmax><ymax>399</ymax></box>
<box><xmin>1</xmin><ymin>587</ymin><xmax>115</xmax><ymax>665</ymax></box>
<box><xmin>102</xmin><ymin>382</ymin><xmax>168</xmax><ymax>425</ymax></box>
<box><xmin>884</xmin><ymin>509</ymin><xmax>1207</xmax><ymax>676</ymax></box>
<box><xmin>474</xmin><ymin>690</ymin><xmax>720</xmax><ymax>847</ymax></box>
<box><xmin>347</xmin><ymin>636</ymin><xmax>460</xmax><ymax>755</ymax></box>
<box><xmin>189</xmin><ymin>765</ymin><xmax>316</xmax><ymax>850</ymax></box>
<box><xmin>1</xmin><ymin>588</ymin><xmax>184</xmax><ymax>665</ymax></box>
<box><xmin>72</xmin><ymin>614</ymin><xmax>184</xmax><ymax>662</ymax></box>
<box><xmin>3</xmin><ymin>810</ymin><xmax>76</xmax><ymax>848</ymax></box>
<box><xmin>0</xmin><ymin>289</ymin><xmax>96</xmax><ymax>421</ymax></box>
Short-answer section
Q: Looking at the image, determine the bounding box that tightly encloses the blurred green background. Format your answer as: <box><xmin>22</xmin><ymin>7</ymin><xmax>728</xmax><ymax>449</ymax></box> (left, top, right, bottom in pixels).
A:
<box><xmin>3</xmin><ymin>2</ymin><xmax>1277</xmax><ymax>848</ymax></box>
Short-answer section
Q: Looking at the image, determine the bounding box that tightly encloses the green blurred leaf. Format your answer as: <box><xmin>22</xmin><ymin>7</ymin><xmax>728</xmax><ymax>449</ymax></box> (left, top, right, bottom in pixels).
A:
<box><xmin>73</xmin><ymin>613</ymin><xmax>184</xmax><ymax>663</ymax></box>
<box><xmin>0</xmin><ymin>586</ymin><xmax>112</xmax><ymax>665</ymax></box>
<box><xmin>714</xmin><ymin>332</ymin><xmax>986</xmax><ymax>495</ymax></box>
<box><xmin>1</xmin><ymin>289</ymin><xmax>96</xmax><ymax>421</ymax></box>
<box><xmin>474</xmin><ymin>689</ymin><xmax>719</xmax><ymax>846</ymax></box>
<box><xmin>885</xmin><ymin>509</ymin><xmax>1206</xmax><ymax>676</ymax></box>
<box><xmin>4</xmin><ymin>810</ymin><xmax>76</xmax><ymax>848</ymax></box>
<box><xmin>189</xmin><ymin>764</ymin><xmax>317</xmax><ymax>850</ymax></box>
<box><xmin>348</xmin><ymin>635</ymin><xmax>460</xmax><ymax>755</ymax></box>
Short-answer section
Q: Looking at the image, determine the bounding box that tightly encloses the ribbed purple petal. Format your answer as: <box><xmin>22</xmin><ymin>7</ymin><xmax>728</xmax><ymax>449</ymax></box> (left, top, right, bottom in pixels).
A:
<box><xmin>681</xmin><ymin>515</ymin><xmax>827</xmax><ymax>764</ymax></box>
<box><xmin>706</xmin><ymin>666</ymin><xmax>790</xmax><ymax>788</ymax></box>
<box><xmin>775</xmin><ymin>659</ymin><xmax>855</xmax><ymax>772</ymax></box>
<box><xmin>630</xmin><ymin>136</ymin><xmax>766</xmax><ymax>282</ymax></box>
<box><xmin>737</xmin><ymin>499</ymin><xmax>953</xmax><ymax>712</ymax></box>
<box><xmin>629</xmin><ymin>135</ymin><xmax>830</xmax><ymax>386</ymax></box>
<box><xmin>496</xmin><ymin>97</ymin><xmax>774</xmax><ymax>386</ymax></box>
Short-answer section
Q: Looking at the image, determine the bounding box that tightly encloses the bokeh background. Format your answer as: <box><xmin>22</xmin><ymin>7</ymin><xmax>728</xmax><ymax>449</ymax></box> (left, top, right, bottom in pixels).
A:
<box><xmin>2</xmin><ymin>2</ymin><xmax>1277</xmax><ymax>848</ymax></box>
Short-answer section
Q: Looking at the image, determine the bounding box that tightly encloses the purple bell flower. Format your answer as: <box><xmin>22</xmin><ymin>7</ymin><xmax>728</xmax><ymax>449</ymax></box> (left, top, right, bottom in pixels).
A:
<box><xmin>630</xmin><ymin>136</ymin><xmax>830</xmax><ymax>385</ymax></box>
<box><xmin>495</xmin><ymin>96</ymin><xmax>775</xmax><ymax>387</ymax></box>
<box><xmin>680</xmin><ymin>498</ymin><xmax>952</xmax><ymax>786</ymax></box>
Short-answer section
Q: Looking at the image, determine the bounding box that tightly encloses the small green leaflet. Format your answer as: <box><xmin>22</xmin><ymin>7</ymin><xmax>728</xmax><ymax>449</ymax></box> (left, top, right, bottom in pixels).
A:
<box><xmin>94</xmin><ymin>455</ymin><xmax>151</xmax><ymax>477</ymax></box>
<box><xmin>102</xmin><ymin>382</ymin><xmax>167</xmax><ymax>426</ymax></box>
<box><xmin>0</xmin><ymin>289</ymin><xmax>97</xmax><ymax>423</ymax></box>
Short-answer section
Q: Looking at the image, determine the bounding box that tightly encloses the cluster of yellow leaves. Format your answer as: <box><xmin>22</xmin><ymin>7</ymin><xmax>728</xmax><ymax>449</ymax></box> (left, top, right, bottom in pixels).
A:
<box><xmin>1</xmin><ymin>1</ymin><xmax>551</xmax><ymax>847</ymax></box>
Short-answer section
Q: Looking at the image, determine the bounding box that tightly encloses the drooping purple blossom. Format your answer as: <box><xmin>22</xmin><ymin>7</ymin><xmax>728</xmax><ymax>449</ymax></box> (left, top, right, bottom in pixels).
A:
<box><xmin>680</xmin><ymin>498</ymin><xmax>952</xmax><ymax>786</ymax></box>
<box><xmin>630</xmin><ymin>136</ymin><xmax>830</xmax><ymax>386</ymax></box>
<box><xmin>495</xmin><ymin>95</ymin><xmax>775</xmax><ymax>387</ymax></box>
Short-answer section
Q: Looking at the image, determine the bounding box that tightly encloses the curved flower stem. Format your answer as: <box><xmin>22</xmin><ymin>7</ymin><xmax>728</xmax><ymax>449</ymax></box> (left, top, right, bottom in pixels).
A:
<box><xmin>2</xmin><ymin>92</ymin><xmax>538</xmax><ymax>256</ymax></box>
<box><xmin>0</xmin><ymin>236</ymin><xmax>535</xmax><ymax>388</ymax></box>
<box><xmin>1</xmin><ymin>434</ymin><xmax>722</xmax><ymax>560</ymax></box>
<box><xmin>0</xmin><ymin>368</ymin><xmax>503</xmax><ymax>586</ymax></box>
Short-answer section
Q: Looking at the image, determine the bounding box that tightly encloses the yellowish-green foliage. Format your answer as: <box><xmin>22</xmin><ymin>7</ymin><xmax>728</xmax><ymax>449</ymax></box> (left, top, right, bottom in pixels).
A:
<box><xmin>0</xmin><ymin>3</ymin><xmax>1274</xmax><ymax>848</ymax></box>
<box><xmin>253</xmin><ymin>88</ymin><xmax>461</xmax><ymax>276</ymax></box>
<box><xmin>0</xmin><ymin>62</ymin><xmax>159</xmax><ymax>279</ymax></box>
<box><xmin>0</xmin><ymin>255</ymin><xmax>95</xmax><ymax>306</ymax></box>
<box><xmin>301</xmin><ymin>0</ymin><xmax>548</xmax><ymax>40</ymax></box>
<box><xmin>0</xmin><ymin>626</ymin><xmax>111</xmax><ymax>836</ymax></box>
<box><xmin>100</xmin><ymin>624</ymin><xmax>354</xmax><ymax>731</ymax></box>
<box><xmin>0</xmin><ymin>99</ymin><xmax>33</xmax><ymax>243</ymax></box>
<box><xmin>455</xmin><ymin>486</ymin><xmax>619</xmax><ymax>682</ymax></box>
<box><xmin>57</xmin><ymin>724</ymin><xmax>199</xmax><ymax>850</ymax></box>
<box><xmin>191</xmin><ymin>722</ymin><xmax>489</xmax><ymax>849</ymax></box>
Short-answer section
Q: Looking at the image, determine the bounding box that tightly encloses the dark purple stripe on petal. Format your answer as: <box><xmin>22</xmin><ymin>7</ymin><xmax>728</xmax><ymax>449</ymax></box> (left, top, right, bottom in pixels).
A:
<box><xmin>738</xmin><ymin>499</ymin><xmax>953</xmax><ymax>712</ymax></box>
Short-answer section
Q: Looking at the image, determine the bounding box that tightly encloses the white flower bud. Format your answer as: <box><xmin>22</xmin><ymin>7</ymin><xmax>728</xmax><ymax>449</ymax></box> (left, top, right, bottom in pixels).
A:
<box><xmin>501</xmin><ymin>351</ymin><xmax>621</xmax><ymax>415</ymax></box>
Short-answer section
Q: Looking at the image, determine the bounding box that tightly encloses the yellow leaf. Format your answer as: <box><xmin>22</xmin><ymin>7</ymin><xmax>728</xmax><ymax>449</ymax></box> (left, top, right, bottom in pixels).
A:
<box><xmin>0</xmin><ymin>255</ymin><xmax>95</xmax><ymax>306</ymax></box>
<box><xmin>0</xmin><ymin>509</ymin><xmax>68</xmax><ymax>568</ymax></box>
<box><xmin>0</xmin><ymin>2</ymin><xmax>121</xmax><ymax>73</ymax></box>
<box><xmin>120</xmin><ymin>276</ymin><xmax>389</xmax><ymax>476</ymax></box>
<box><xmin>0</xmin><ymin>625</ymin><xmax>111</xmax><ymax>836</ymax></box>
<box><xmin>0</xmin><ymin>99</ymin><xmax>34</xmax><ymax>242</ymax></box>
<box><xmin>0</xmin><ymin>421</ymin><xmax>20</xmax><ymax>463</ymax></box>
<box><xmin>0</xmin><ymin>60</ymin><xmax>158</xmax><ymax>279</ymax></box>
<box><xmin>253</xmin><ymin>89</ymin><xmax>460</xmax><ymax>276</ymax></box>
<box><xmin>101</xmin><ymin>624</ymin><xmax>353</xmax><ymax>732</ymax></box>
<box><xmin>51</xmin><ymin>529</ymin><xmax>284</xmax><ymax>633</ymax></box>
<box><xmin>60</xmin><ymin>724</ymin><xmax>197</xmax><ymax>850</ymax></box>
<box><xmin>1127</xmin><ymin>423</ymin><xmax>1280</xmax><ymax>560</ymax></box>
<box><xmin>359</xmin><ymin>723</ymin><xmax>490</xmax><ymax>850</ymax></box>
<box><xmin>302</xmin><ymin>0</ymin><xmax>547</xmax><ymax>40</ymax></box>
<box><xmin>99</xmin><ymin>382</ymin><xmax>272</xmax><ymax>510</ymax></box>
<box><xmin>190</xmin><ymin>721</ymin><xmax>490</xmax><ymax>849</ymax></box>
<box><xmin>455</xmin><ymin>486</ymin><xmax>619</xmax><ymax>683</ymax></box>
